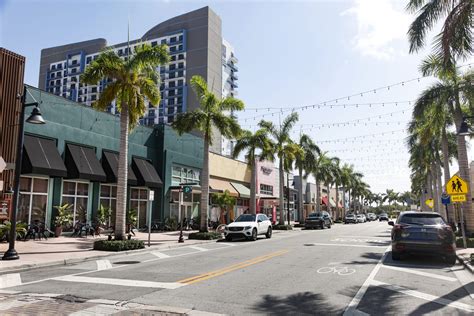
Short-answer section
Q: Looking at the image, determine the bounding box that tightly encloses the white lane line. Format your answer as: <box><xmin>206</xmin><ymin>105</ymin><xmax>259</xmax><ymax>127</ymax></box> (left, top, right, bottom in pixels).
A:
<box><xmin>0</xmin><ymin>273</ymin><xmax>22</xmax><ymax>289</ymax></box>
<box><xmin>53</xmin><ymin>275</ymin><xmax>186</xmax><ymax>289</ymax></box>
<box><xmin>451</xmin><ymin>266</ymin><xmax>474</xmax><ymax>300</ymax></box>
<box><xmin>150</xmin><ymin>251</ymin><xmax>171</xmax><ymax>258</ymax></box>
<box><xmin>188</xmin><ymin>246</ymin><xmax>209</xmax><ymax>252</ymax></box>
<box><xmin>216</xmin><ymin>242</ymin><xmax>236</xmax><ymax>247</ymax></box>
<box><xmin>309</xmin><ymin>242</ymin><xmax>387</xmax><ymax>249</ymax></box>
<box><xmin>343</xmin><ymin>246</ymin><xmax>391</xmax><ymax>316</ymax></box>
<box><xmin>96</xmin><ymin>260</ymin><xmax>112</xmax><ymax>271</ymax></box>
<box><xmin>371</xmin><ymin>280</ymin><xmax>474</xmax><ymax>312</ymax></box>
<box><xmin>340</xmin><ymin>236</ymin><xmax>390</xmax><ymax>238</ymax></box>
<box><xmin>380</xmin><ymin>265</ymin><xmax>457</xmax><ymax>282</ymax></box>
<box><xmin>0</xmin><ymin>297</ymin><xmax>44</xmax><ymax>310</ymax></box>
<box><xmin>0</xmin><ymin>289</ymin><xmax>20</xmax><ymax>294</ymax></box>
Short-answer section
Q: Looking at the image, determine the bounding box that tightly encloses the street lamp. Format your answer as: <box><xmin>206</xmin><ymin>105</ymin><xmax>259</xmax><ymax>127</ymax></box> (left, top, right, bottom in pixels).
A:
<box><xmin>2</xmin><ymin>86</ymin><xmax>45</xmax><ymax>261</ymax></box>
<box><xmin>457</xmin><ymin>116</ymin><xmax>474</xmax><ymax>136</ymax></box>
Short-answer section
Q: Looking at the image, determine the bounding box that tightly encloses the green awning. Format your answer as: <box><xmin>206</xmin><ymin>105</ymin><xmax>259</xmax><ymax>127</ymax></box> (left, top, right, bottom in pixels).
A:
<box><xmin>231</xmin><ymin>182</ymin><xmax>250</xmax><ymax>199</ymax></box>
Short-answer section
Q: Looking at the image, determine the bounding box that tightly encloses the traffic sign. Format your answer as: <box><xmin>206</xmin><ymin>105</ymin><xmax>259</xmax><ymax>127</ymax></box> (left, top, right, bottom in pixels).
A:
<box><xmin>425</xmin><ymin>199</ymin><xmax>434</xmax><ymax>208</ymax></box>
<box><xmin>446</xmin><ymin>175</ymin><xmax>468</xmax><ymax>195</ymax></box>
<box><xmin>441</xmin><ymin>194</ymin><xmax>451</xmax><ymax>205</ymax></box>
<box><xmin>183</xmin><ymin>186</ymin><xmax>192</xmax><ymax>194</ymax></box>
<box><xmin>0</xmin><ymin>157</ymin><xmax>6</xmax><ymax>173</ymax></box>
<box><xmin>451</xmin><ymin>194</ymin><xmax>466</xmax><ymax>202</ymax></box>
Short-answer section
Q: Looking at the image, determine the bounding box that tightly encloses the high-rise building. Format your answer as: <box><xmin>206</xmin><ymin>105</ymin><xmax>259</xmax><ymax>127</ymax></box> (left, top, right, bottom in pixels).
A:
<box><xmin>38</xmin><ymin>6</ymin><xmax>238</xmax><ymax>153</ymax></box>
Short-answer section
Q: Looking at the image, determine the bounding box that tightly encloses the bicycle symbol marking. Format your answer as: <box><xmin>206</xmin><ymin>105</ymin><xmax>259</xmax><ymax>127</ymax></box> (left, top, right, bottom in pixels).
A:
<box><xmin>317</xmin><ymin>266</ymin><xmax>356</xmax><ymax>276</ymax></box>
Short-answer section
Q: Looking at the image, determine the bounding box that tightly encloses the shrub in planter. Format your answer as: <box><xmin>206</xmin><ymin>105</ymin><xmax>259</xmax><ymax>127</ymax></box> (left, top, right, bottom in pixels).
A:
<box><xmin>93</xmin><ymin>239</ymin><xmax>145</xmax><ymax>251</ymax></box>
<box><xmin>272</xmin><ymin>224</ymin><xmax>293</xmax><ymax>230</ymax></box>
<box><xmin>456</xmin><ymin>237</ymin><xmax>474</xmax><ymax>248</ymax></box>
<box><xmin>188</xmin><ymin>232</ymin><xmax>222</xmax><ymax>240</ymax></box>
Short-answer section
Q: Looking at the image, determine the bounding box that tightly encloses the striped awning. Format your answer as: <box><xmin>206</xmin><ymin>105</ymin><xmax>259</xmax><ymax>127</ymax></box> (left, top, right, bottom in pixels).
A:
<box><xmin>231</xmin><ymin>182</ymin><xmax>250</xmax><ymax>199</ymax></box>
<box><xmin>209</xmin><ymin>178</ymin><xmax>239</xmax><ymax>197</ymax></box>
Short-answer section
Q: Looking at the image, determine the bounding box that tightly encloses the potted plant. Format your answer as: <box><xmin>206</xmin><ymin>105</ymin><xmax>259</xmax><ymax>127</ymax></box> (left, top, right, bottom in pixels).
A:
<box><xmin>0</xmin><ymin>220</ymin><xmax>27</xmax><ymax>242</ymax></box>
<box><xmin>126</xmin><ymin>208</ymin><xmax>138</xmax><ymax>239</ymax></box>
<box><xmin>96</xmin><ymin>204</ymin><xmax>111</xmax><ymax>235</ymax></box>
<box><xmin>53</xmin><ymin>203</ymin><xmax>73</xmax><ymax>237</ymax></box>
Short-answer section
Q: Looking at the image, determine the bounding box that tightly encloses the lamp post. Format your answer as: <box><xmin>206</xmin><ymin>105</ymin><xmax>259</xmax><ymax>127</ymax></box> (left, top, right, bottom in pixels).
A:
<box><xmin>2</xmin><ymin>86</ymin><xmax>45</xmax><ymax>260</ymax></box>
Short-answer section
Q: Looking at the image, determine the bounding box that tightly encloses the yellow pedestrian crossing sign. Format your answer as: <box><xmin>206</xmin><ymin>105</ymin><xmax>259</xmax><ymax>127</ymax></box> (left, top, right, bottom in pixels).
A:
<box><xmin>425</xmin><ymin>199</ymin><xmax>434</xmax><ymax>208</ymax></box>
<box><xmin>451</xmin><ymin>195</ymin><xmax>466</xmax><ymax>202</ymax></box>
<box><xmin>446</xmin><ymin>175</ymin><xmax>468</xmax><ymax>195</ymax></box>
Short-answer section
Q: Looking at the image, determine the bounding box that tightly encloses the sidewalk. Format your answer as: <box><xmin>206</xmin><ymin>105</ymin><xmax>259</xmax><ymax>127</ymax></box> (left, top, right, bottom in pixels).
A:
<box><xmin>0</xmin><ymin>230</ymin><xmax>215</xmax><ymax>273</ymax></box>
<box><xmin>456</xmin><ymin>248</ymin><xmax>474</xmax><ymax>274</ymax></box>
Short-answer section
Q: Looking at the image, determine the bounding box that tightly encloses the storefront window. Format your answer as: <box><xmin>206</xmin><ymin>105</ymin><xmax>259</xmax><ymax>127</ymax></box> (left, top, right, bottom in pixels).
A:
<box><xmin>130</xmin><ymin>187</ymin><xmax>148</xmax><ymax>229</ymax></box>
<box><xmin>100</xmin><ymin>184</ymin><xmax>117</xmax><ymax>227</ymax></box>
<box><xmin>18</xmin><ymin>177</ymin><xmax>49</xmax><ymax>226</ymax></box>
<box><xmin>62</xmin><ymin>180</ymin><xmax>89</xmax><ymax>230</ymax></box>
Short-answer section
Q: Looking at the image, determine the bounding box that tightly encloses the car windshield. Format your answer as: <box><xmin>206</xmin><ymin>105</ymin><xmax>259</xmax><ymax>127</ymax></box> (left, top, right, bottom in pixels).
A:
<box><xmin>308</xmin><ymin>213</ymin><xmax>322</xmax><ymax>217</ymax></box>
<box><xmin>346</xmin><ymin>214</ymin><xmax>355</xmax><ymax>218</ymax></box>
<box><xmin>380</xmin><ymin>213</ymin><xmax>388</xmax><ymax>217</ymax></box>
<box><xmin>234</xmin><ymin>214</ymin><xmax>256</xmax><ymax>222</ymax></box>
<box><xmin>399</xmin><ymin>214</ymin><xmax>445</xmax><ymax>226</ymax></box>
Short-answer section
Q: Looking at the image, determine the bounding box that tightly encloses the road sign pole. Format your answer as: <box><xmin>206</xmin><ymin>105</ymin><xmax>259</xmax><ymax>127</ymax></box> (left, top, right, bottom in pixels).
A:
<box><xmin>178</xmin><ymin>186</ymin><xmax>184</xmax><ymax>243</ymax></box>
<box><xmin>459</xmin><ymin>203</ymin><xmax>467</xmax><ymax>249</ymax></box>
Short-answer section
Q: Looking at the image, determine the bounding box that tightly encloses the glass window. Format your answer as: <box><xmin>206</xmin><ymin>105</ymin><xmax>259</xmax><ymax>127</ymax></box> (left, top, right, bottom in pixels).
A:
<box><xmin>62</xmin><ymin>180</ymin><xmax>89</xmax><ymax>230</ymax></box>
<box><xmin>130</xmin><ymin>188</ymin><xmax>149</xmax><ymax>229</ymax></box>
<box><xmin>19</xmin><ymin>177</ymin><xmax>49</xmax><ymax>226</ymax></box>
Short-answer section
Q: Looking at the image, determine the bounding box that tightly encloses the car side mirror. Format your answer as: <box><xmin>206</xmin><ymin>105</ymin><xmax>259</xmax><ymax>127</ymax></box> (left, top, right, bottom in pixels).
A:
<box><xmin>388</xmin><ymin>221</ymin><xmax>394</xmax><ymax>226</ymax></box>
<box><xmin>258</xmin><ymin>219</ymin><xmax>262</xmax><ymax>223</ymax></box>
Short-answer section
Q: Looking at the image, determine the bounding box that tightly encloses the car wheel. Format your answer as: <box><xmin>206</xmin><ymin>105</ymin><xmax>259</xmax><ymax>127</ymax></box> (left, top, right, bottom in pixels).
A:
<box><xmin>251</xmin><ymin>228</ymin><xmax>258</xmax><ymax>241</ymax></box>
<box><xmin>446</xmin><ymin>255</ymin><xmax>457</xmax><ymax>265</ymax></box>
<box><xmin>225</xmin><ymin>235</ymin><xmax>232</xmax><ymax>242</ymax></box>
<box><xmin>265</xmin><ymin>227</ymin><xmax>272</xmax><ymax>239</ymax></box>
<box><xmin>392</xmin><ymin>251</ymin><xmax>401</xmax><ymax>261</ymax></box>
<box><xmin>320</xmin><ymin>223</ymin><xmax>324</xmax><ymax>229</ymax></box>
<box><xmin>327</xmin><ymin>223</ymin><xmax>331</xmax><ymax>229</ymax></box>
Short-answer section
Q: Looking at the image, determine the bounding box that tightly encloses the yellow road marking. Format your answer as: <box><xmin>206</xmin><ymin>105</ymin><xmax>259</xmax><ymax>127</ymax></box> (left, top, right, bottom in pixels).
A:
<box><xmin>178</xmin><ymin>250</ymin><xmax>289</xmax><ymax>285</ymax></box>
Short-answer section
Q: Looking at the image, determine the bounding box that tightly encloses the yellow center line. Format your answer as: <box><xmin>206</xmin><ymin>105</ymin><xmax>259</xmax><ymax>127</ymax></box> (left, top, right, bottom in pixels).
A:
<box><xmin>178</xmin><ymin>250</ymin><xmax>289</xmax><ymax>285</ymax></box>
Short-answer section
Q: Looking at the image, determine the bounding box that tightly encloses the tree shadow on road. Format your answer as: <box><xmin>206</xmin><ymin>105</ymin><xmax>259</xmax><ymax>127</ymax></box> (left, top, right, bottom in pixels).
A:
<box><xmin>342</xmin><ymin>252</ymin><xmax>383</xmax><ymax>265</ymax></box>
<box><xmin>252</xmin><ymin>291</ymin><xmax>340</xmax><ymax>315</ymax></box>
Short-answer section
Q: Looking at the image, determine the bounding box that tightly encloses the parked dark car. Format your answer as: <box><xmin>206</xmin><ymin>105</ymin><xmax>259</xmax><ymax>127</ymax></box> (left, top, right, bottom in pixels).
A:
<box><xmin>379</xmin><ymin>213</ymin><xmax>389</xmax><ymax>221</ymax></box>
<box><xmin>344</xmin><ymin>213</ymin><xmax>357</xmax><ymax>224</ymax></box>
<box><xmin>305</xmin><ymin>212</ymin><xmax>332</xmax><ymax>229</ymax></box>
<box><xmin>389</xmin><ymin>211</ymin><xmax>456</xmax><ymax>264</ymax></box>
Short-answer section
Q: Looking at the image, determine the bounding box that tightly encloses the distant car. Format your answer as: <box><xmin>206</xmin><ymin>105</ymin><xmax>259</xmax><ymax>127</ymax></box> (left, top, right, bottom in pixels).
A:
<box><xmin>389</xmin><ymin>211</ymin><xmax>456</xmax><ymax>264</ymax></box>
<box><xmin>367</xmin><ymin>213</ymin><xmax>376</xmax><ymax>221</ymax></box>
<box><xmin>356</xmin><ymin>214</ymin><xmax>365</xmax><ymax>223</ymax></box>
<box><xmin>224</xmin><ymin>214</ymin><xmax>272</xmax><ymax>241</ymax></box>
<box><xmin>344</xmin><ymin>213</ymin><xmax>357</xmax><ymax>224</ymax></box>
<box><xmin>305</xmin><ymin>212</ymin><xmax>332</xmax><ymax>229</ymax></box>
<box><xmin>379</xmin><ymin>213</ymin><xmax>389</xmax><ymax>221</ymax></box>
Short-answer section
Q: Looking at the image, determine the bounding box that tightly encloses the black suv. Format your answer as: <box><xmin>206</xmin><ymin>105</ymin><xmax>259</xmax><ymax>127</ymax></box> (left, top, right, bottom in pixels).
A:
<box><xmin>305</xmin><ymin>212</ymin><xmax>332</xmax><ymax>229</ymax></box>
<box><xmin>379</xmin><ymin>213</ymin><xmax>389</xmax><ymax>221</ymax></box>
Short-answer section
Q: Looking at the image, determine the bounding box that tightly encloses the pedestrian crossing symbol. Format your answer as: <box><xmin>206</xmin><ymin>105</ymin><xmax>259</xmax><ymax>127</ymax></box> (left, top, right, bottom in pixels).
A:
<box><xmin>446</xmin><ymin>175</ymin><xmax>468</xmax><ymax>195</ymax></box>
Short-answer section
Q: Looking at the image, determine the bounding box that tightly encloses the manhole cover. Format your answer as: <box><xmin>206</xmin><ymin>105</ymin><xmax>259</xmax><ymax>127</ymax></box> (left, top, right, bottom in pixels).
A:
<box><xmin>114</xmin><ymin>261</ymin><xmax>141</xmax><ymax>264</ymax></box>
<box><xmin>304</xmin><ymin>243</ymin><xmax>315</xmax><ymax>246</ymax></box>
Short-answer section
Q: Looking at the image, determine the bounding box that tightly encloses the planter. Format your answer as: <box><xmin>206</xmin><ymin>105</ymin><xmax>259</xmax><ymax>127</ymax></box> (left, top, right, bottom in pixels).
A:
<box><xmin>55</xmin><ymin>226</ymin><xmax>63</xmax><ymax>237</ymax></box>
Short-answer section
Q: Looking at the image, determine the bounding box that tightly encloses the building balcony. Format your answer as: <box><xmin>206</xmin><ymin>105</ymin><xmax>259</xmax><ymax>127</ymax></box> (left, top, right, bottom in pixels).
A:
<box><xmin>231</xmin><ymin>73</ymin><xmax>238</xmax><ymax>80</ymax></box>
<box><xmin>230</xmin><ymin>54</ymin><xmax>238</xmax><ymax>63</ymax></box>
<box><xmin>229</xmin><ymin>63</ymin><xmax>238</xmax><ymax>72</ymax></box>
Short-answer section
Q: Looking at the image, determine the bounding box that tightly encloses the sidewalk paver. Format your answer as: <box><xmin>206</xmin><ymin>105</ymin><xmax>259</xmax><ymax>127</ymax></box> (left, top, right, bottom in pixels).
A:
<box><xmin>456</xmin><ymin>248</ymin><xmax>474</xmax><ymax>274</ymax></box>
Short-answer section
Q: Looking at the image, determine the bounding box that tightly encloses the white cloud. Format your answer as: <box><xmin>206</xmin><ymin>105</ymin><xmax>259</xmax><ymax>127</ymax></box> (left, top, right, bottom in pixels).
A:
<box><xmin>341</xmin><ymin>0</ymin><xmax>411</xmax><ymax>60</ymax></box>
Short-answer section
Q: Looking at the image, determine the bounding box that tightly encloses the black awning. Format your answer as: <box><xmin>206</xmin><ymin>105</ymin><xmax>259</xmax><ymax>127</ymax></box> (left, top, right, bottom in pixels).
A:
<box><xmin>22</xmin><ymin>135</ymin><xmax>67</xmax><ymax>177</ymax></box>
<box><xmin>101</xmin><ymin>150</ymin><xmax>138</xmax><ymax>185</ymax></box>
<box><xmin>132</xmin><ymin>157</ymin><xmax>162</xmax><ymax>188</ymax></box>
<box><xmin>65</xmin><ymin>144</ymin><xmax>106</xmax><ymax>182</ymax></box>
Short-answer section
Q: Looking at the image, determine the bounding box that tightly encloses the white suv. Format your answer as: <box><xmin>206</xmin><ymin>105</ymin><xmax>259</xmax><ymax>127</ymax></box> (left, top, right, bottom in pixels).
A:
<box><xmin>224</xmin><ymin>214</ymin><xmax>272</xmax><ymax>241</ymax></box>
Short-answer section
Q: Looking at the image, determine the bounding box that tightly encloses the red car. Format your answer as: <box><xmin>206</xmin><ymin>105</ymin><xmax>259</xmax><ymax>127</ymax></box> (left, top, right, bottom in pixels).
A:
<box><xmin>389</xmin><ymin>211</ymin><xmax>456</xmax><ymax>264</ymax></box>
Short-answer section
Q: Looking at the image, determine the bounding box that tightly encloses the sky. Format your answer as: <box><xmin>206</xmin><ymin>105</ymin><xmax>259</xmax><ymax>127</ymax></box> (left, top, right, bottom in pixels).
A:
<box><xmin>1</xmin><ymin>0</ymin><xmax>473</xmax><ymax>194</ymax></box>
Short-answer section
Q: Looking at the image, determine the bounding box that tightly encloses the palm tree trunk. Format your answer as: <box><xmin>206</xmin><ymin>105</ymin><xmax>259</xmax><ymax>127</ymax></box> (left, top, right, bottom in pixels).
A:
<box><xmin>250</xmin><ymin>158</ymin><xmax>257</xmax><ymax>215</ymax></box>
<box><xmin>298</xmin><ymin>168</ymin><xmax>304</xmax><ymax>223</ymax></box>
<box><xmin>335</xmin><ymin>183</ymin><xmax>340</xmax><ymax>220</ymax></box>
<box><xmin>431</xmin><ymin>165</ymin><xmax>440</xmax><ymax>214</ymax></box>
<box><xmin>453</xmin><ymin>100</ymin><xmax>473</xmax><ymax>232</ymax></box>
<box><xmin>326</xmin><ymin>184</ymin><xmax>330</xmax><ymax>215</ymax></box>
<box><xmin>115</xmin><ymin>102</ymin><xmax>129</xmax><ymax>240</ymax></box>
<box><xmin>316</xmin><ymin>180</ymin><xmax>321</xmax><ymax>213</ymax></box>
<box><xmin>436</xmin><ymin>161</ymin><xmax>445</xmax><ymax>218</ymax></box>
<box><xmin>279</xmin><ymin>159</ymin><xmax>285</xmax><ymax>225</ymax></box>
<box><xmin>200</xmin><ymin>137</ymin><xmax>210</xmax><ymax>232</ymax></box>
<box><xmin>348</xmin><ymin>189</ymin><xmax>351</xmax><ymax>212</ymax></box>
<box><xmin>342</xmin><ymin>186</ymin><xmax>346</xmax><ymax>217</ymax></box>
<box><xmin>441</xmin><ymin>127</ymin><xmax>454</xmax><ymax>222</ymax></box>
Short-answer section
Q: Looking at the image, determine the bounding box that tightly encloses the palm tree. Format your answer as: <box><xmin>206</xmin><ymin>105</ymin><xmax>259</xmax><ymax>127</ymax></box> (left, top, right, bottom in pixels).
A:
<box><xmin>81</xmin><ymin>43</ymin><xmax>169</xmax><ymax>240</ymax></box>
<box><xmin>312</xmin><ymin>152</ymin><xmax>330</xmax><ymax>213</ymax></box>
<box><xmin>324</xmin><ymin>157</ymin><xmax>340</xmax><ymax>218</ymax></box>
<box><xmin>406</xmin><ymin>0</ymin><xmax>473</xmax><ymax>65</ymax></box>
<box><xmin>232</xmin><ymin>129</ymin><xmax>274</xmax><ymax>215</ymax></box>
<box><xmin>340</xmin><ymin>164</ymin><xmax>359</xmax><ymax>214</ymax></box>
<box><xmin>172</xmin><ymin>76</ymin><xmax>244</xmax><ymax>232</ymax></box>
<box><xmin>259</xmin><ymin>113</ymin><xmax>299</xmax><ymax>225</ymax></box>
<box><xmin>331</xmin><ymin>159</ymin><xmax>343</xmax><ymax>220</ymax></box>
<box><xmin>294</xmin><ymin>134</ymin><xmax>320</xmax><ymax>222</ymax></box>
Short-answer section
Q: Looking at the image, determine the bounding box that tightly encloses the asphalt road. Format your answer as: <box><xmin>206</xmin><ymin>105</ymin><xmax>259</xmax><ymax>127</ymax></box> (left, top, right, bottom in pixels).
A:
<box><xmin>0</xmin><ymin>221</ymin><xmax>473</xmax><ymax>315</ymax></box>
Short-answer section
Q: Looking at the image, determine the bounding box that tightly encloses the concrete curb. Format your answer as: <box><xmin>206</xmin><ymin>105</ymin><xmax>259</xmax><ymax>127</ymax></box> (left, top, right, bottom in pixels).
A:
<box><xmin>456</xmin><ymin>253</ymin><xmax>474</xmax><ymax>274</ymax></box>
<box><xmin>0</xmin><ymin>238</ymin><xmax>217</xmax><ymax>274</ymax></box>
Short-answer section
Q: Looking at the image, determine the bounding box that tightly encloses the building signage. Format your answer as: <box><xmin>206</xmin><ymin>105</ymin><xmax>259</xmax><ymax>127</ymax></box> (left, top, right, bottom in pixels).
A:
<box><xmin>261</xmin><ymin>166</ymin><xmax>272</xmax><ymax>175</ymax></box>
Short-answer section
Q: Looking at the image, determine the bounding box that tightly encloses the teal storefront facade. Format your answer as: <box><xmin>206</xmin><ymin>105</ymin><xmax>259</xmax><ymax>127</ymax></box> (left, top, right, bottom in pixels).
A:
<box><xmin>20</xmin><ymin>86</ymin><xmax>203</xmax><ymax>231</ymax></box>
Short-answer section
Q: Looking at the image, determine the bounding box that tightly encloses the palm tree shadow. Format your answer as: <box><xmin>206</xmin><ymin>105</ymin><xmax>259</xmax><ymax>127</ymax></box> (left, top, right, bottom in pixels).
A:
<box><xmin>252</xmin><ymin>291</ymin><xmax>340</xmax><ymax>315</ymax></box>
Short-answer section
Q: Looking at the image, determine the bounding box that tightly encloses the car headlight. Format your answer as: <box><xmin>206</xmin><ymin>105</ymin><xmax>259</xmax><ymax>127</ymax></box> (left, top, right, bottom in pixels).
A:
<box><xmin>244</xmin><ymin>226</ymin><xmax>252</xmax><ymax>230</ymax></box>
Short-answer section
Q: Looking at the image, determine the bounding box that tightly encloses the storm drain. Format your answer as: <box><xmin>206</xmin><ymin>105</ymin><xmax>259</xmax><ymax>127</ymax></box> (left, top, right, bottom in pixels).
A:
<box><xmin>304</xmin><ymin>243</ymin><xmax>316</xmax><ymax>246</ymax></box>
<box><xmin>114</xmin><ymin>261</ymin><xmax>141</xmax><ymax>264</ymax></box>
<box><xmin>55</xmin><ymin>295</ymin><xmax>87</xmax><ymax>304</ymax></box>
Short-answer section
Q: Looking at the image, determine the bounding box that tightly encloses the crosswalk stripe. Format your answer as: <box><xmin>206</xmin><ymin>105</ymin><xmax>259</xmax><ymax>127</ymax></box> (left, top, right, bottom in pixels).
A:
<box><xmin>53</xmin><ymin>275</ymin><xmax>186</xmax><ymax>289</ymax></box>
<box><xmin>69</xmin><ymin>304</ymin><xmax>123</xmax><ymax>315</ymax></box>
<box><xmin>188</xmin><ymin>246</ymin><xmax>208</xmax><ymax>252</ymax></box>
<box><xmin>150</xmin><ymin>251</ymin><xmax>170</xmax><ymax>258</ymax></box>
<box><xmin>96</xmin><ymin>260</ymin><xmax>112</xmax><ymax>270</ymax></box>
<box><xmin>0</xmin><ymin>273</ymin><xmax>21</xmax><ymax>289</ymax></box>
<box><xmin>380</xmin><ymin>265</ymin><xmax>457</xmax><ymax>282</ymax></box>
